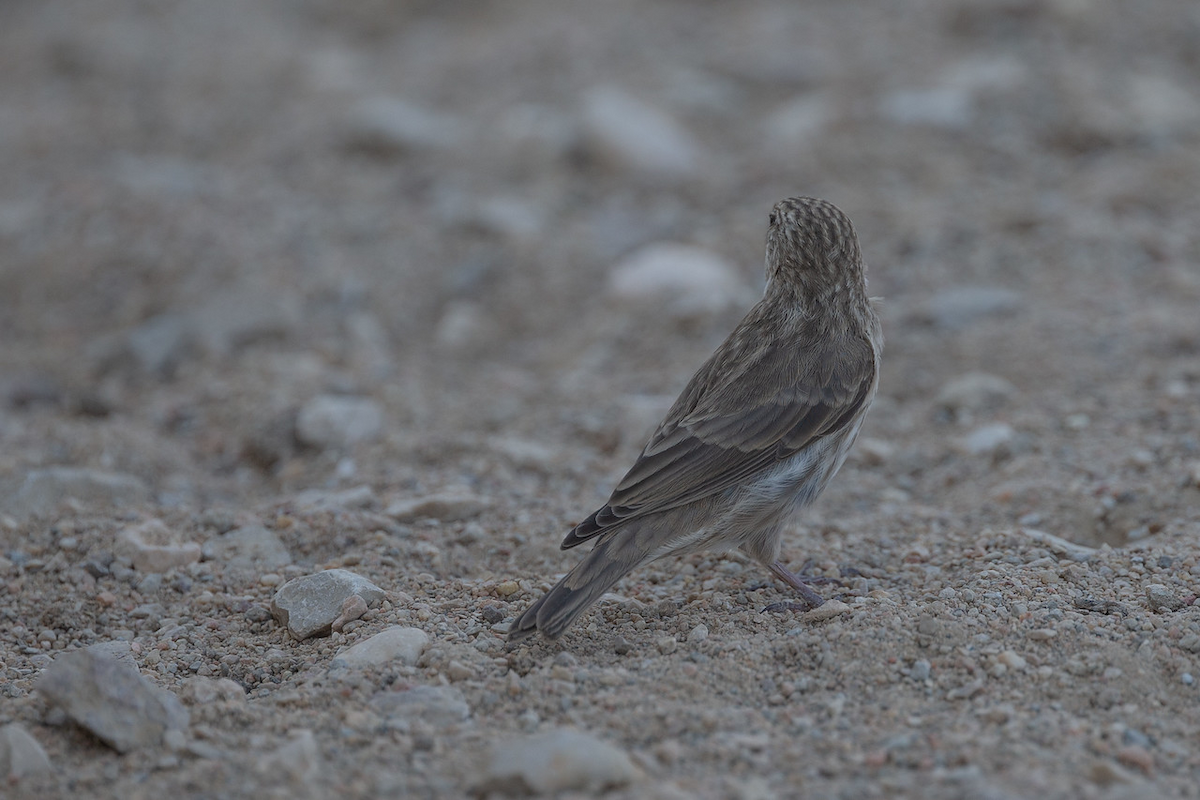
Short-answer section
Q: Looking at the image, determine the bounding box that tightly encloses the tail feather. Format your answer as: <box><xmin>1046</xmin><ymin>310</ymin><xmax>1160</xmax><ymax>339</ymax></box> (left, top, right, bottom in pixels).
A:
<box><xmin>508</xmin><ymin>522</ymin><xmax>658</xmax><ymax>642</ymax></box>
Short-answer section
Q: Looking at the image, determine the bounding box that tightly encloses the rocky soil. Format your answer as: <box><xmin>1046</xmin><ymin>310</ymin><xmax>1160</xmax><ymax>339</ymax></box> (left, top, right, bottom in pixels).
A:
<box><xmin>2</xmin><ymin>1</ymin><xmax>1200</xmax><ymax>798</ymax></box>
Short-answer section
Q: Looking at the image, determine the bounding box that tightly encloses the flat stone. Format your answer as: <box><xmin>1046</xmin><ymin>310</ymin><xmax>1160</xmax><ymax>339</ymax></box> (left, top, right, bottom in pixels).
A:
<box><xmin>803</xmin><ymin>599</ymin><xmax>852</xmax><ymax>622</ymax></box>
<box><xmin>36</xmin><ymin>642</ymin><xmax>189</xmax><ymax>753</ymax></box>
<box><xmin>271</xmin><ymin>569</ymin><xmax>385</xmax><ymax>640</ymax></box>
<box><xmin>917</xmin><ymin>286</ymin><xmax>1022</xmax><ymax>330</ymax></box>
<box><xmin>330</xmin><ymin>626</ymin><xmax>429</xmax><ymax>670</ymax></box>
<box><xmin>0</xmin><ymin>723</ymin><xmax>53</xmax><ymax>780</ymax></box>
<box><xmin>959</xmin><ymin>423</ymin><xmax>1017</xmax><ymax>457</ymax></box>
<box><xmin>202</xmin><ymin>525</ymin><xmax>293</xmax><ymax>571</ymax></box>
<box><xmin>9</xmin><ymin>467</ymin><xmax>150</xmax><ymax>520</ymax></box>
<box><xmin>581</xmin><ymin>86</ymin><xmax>702</xmax><ymax>178</ymax></box>
<box><xmin>607</xmin><ymin>243</ymin><xmax>751</xmax><ymax>321</ymax></box>
<box><xmin>937</xmin><ymin>373</ymin><xmax>1017</xmax><ymax>417</ymax></box>
<box><xmin>479</xmin><ymin>728</ymin><xmax>641</xmax><ymax>795</ymax></box>
<box><xmin>386</xmin><ymin>493</ymin><xmax>490</xmax><ymax>523</ymax></box>
<box><xmin>369</xmin><ymin>685</ymin><xmax>470</xmax><ymax>727</ymax></box>
<box><xmin>178</xmin><ymin>677</ymin><xmax>247</xmax><ymax>706</ymax></box>
<box><xmin>344</xmin><ymin>96</ymin><xmax>466</xmax><ymax>155</ymax></box>
<box><xmin>116</xmin><ymin>519</ymin><xmax>201</xmax><ymax>573</ymax></box>
<box><xmin>296</xmin><ymin>394</ymin><xmax>384</xmax><ymax>449</ymax></box>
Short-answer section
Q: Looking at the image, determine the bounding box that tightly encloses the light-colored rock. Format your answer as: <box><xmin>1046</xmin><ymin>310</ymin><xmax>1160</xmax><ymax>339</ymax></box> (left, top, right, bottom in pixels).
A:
<box><xmin>291</xmin><ymin>485</ymin><xmax>378</xmax><ymax>511</ymax></box>
<box><xmin>178</xmin><ymin>676</ymin><xmax>247</xmax><ymax>706</ymax></box>
<box><xmin>581</xmin><ymin>86</ymin><xmax>702</xmax><ymax>178</ymax></box>
<box><xmin>0</xmin><ymin>723</ymin><xmax>53</xmax><ymax>779</ymax></box>
<box><xmin>331</xmin><ymin>594</ymin><xmax>369</xmax><ymax>632</ymax></box>
<box><xmin>36</xmin><ymin>642</ymin><xmax>189</xmax><ymax>753</ymax></box>
<box><xmin>881</xmin><ymin>87</ymin><xmax>973</xmax><ymax>129</ymax></box>
<box><xmin>1146</xmin><ymin>583</ymin><xmax>1184</xmax><ymax>612</ymax></box>
<box><xmin>116</xmin><ymin>519</ymin><xmax>201</xmax><ymax>573</ymax></box>
<box><xmin>271</xmin><ymin>569</ymin><xmax>385</xmax><ymax>640</ymax></box>
<box><xmin>480</xmin><ymin>728</ymin><xmax>641</xmax><ymax>795</ymax></box>
<box><xmin>344</xmin><ymin>96</ymin><xmax>466</xmax><ymax>154</ymax></box>
<box><xmin>331</xmin><ymin>627</ymin><xmax>428</xmax><ymax>669</ymax></box>
<box><xmin>202</xmin><ymin>525</ymin><xmax>293</xmax><ymax>571</ymax></box>
<box><xmin>386</xmin><ymin>493</ymin><xmax>490</xmax><ymax>523</ymax></box>
<box><xmin>804</xmin><ymin>599</ymin><xmax>852</xmax><ymax>622</ymax></box>
<box><xmin>9</xmin><ymin>467</ymin><xmax>150</xmax><ymax>519</ymax></box>
<box><xmin>917</xmin><ymin>287</ymin><xmax>1022</xmax><ymax>330</ymax></box>
<box><xmin>937</xmin><ymin>373</ymin><xmax>1017</xmax><ymax>417</ymax></box>
<box><xmin>296</xmin><ymin>394</ymin><xmax>384</xmax><ymax>449</ymax></box>
<box><xmin>125</xmin><ymin>313</ymin><xmax>194</xmax><ymax>376</ymax></box>
<box><xmin>959</xmin><ymin>423</ymin><xmax>1017</xmax><ymax>457</ymax></box>
<box><xmin>765</xmin><ymin>94</ymin><xmax>834</xmax><ymax>150</ymax></box>
<box><xmin>370</xmin><ymin>685</ymin><xmax>470</xmax><ymax>726</ymax></box>
<box><xmin>189</xmin><ymin>284</ymin><xmax>300</xmax><ymax>357</ymax></box>
<box><xmin>257</xmin><ymin>729</ymin><xmax>321</xmax><ymax>783</ymax></box>
<box><xmin>608</xmin><ymin>243</ymin><xmax>750</xmax><ymax>320</ymax></box>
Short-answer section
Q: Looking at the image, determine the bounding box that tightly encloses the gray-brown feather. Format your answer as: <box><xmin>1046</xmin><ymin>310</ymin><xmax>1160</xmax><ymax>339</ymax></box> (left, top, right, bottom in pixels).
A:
<box><xmin>517</xmin><ymin>196</ymin><xmax>882</xmax><ymax>641</ymax></box>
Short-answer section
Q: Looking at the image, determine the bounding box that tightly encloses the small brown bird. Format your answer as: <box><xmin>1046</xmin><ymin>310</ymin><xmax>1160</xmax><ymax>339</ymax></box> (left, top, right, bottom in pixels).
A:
<box><xmin>509</xmin><ymin>197</ymin><xmax>882</xmax><ymax>642</ymax></box>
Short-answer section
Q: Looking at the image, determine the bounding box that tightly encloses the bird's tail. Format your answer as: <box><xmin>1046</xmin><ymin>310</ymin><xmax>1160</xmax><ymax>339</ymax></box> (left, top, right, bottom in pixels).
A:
<box><xmin>508</xmin><ymin>525</ymin><xmax>657</xmax><ymax>642</ymax></box>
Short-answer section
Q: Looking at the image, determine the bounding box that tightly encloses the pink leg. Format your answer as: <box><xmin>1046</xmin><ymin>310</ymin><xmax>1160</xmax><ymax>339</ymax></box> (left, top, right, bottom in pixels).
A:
<box><xmin>765</xmin><ymin>560</ymin><xmax>827</xmax><ymax>611</ymax></box>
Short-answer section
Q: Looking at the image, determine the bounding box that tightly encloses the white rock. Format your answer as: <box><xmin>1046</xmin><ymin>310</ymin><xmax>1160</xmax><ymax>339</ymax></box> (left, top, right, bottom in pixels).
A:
<box><xmin>345</xmin><ymin>96</ymin><xmax>466</xmax><ymax>154</ymax></box>
<box><xmin>918</xmin><ymin>286</ymin><xmax>1022</xmax><ymax>330</ymax></box>
<box><xmin>581</xmin><ymin>86</ymin><xmax>702</xmax><ymax>178</ymax></box>
<box><xmin>960</xmin><ymin>423</ymin><xmax>1017</xmax><ymax>457</ymax></box>
<box><xmin>36</xmin><ymin>642</ymin><xmax>189</xmax><ymax>753</ymax></box>
<box><xmin>296</xmin><ymin>395</ymin><xmax>384</xmax><ymax>449</ymax></box>
<box><xmin>179</xmin><ymin>676</ymin><xmax>247</xmax><ymax>706</ymax></box>
<box><xmin>386</xmin><ymin>493</ymin><xmax>490</xmax><ymax>523</ymax></box>
<box><xmin>803</xmin><ymin>599</ymin><xmax>852</xmax><ymax>622</ymax></box>
<box><xmin>9</xmin><ymin>467</ymin><xmax>150</xmax><ymax>520</ymax></box>
<box><xmin>0</xmin><ymin>723</ymin><xmax>53</xmax><ymax>779</ymax></box>
<box><xmin>608</xmin><ymin>243</ymin><xmax>750</xmax><ymax>320</ymax></box>
<box><xmin>258</xmin><ymin>729</ymin><xmax>321</xmax><ymax>783</ymax></box>
<box><xmin>291</xmin><ymin>485</ymin><xmax>378</xmax><ymax>511</ymax></box>
<box><xmin>765</xmin><ymin>94</ymin><xmax>834</xmax><ymax>149</ymax></box>
<box><xmin>480</xmin><ymin>729</ymin><xmax>641</xmax><ymax>794</ymax></box>
<box><xmin>271</xmin><ymin>569</ymin><xmax>385</xmax><ymax>641</ymax></box>
<box><xmin>880</xmin><ymin>87</ymin><xmax>974</xmax><ymax>129</ymax></box>
<box><xmin>937</xmin><ymin>373</ymin><xmax>1017</xmax><ymax>417</ymax></box>
<box><xmin>370</xmin><ymin>685</ymin><xmax>470</xmax><ymax>726</ymax></box>
<box><xmin>116</xmin><ymin>519</ymin><xmax>201</xmax><ymax>573</ymax></box>
<box><xmin>188</xmin><ymin>284</ymin><xmax>300</xmax><ymax>357</ymax></box>
<box><xmin>125</xmin><ymin>313</ymin><xmax>194</xmax><ymax>376</ymax></box>
<box><xmin>203</xmin><ymin>525</ymin><xmax>293</xmax><ymax>571</ymax></box>
<box><xmin>336</xmin><ymin>633</ymin><xmax>432</xmax><ymax>674</ymax></box>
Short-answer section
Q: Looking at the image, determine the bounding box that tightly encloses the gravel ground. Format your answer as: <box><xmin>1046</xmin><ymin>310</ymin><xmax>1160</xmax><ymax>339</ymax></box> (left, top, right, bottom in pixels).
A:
<box><xmin>3</xmin><ymin>1</ymin><xmax>1200</xmax><ymax>798</ymax></box>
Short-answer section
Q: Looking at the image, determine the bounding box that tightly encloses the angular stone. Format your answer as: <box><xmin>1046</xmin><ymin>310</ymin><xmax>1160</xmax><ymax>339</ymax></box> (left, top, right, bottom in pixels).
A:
<box><xmin>330</xmin><ymin>626</ymin><xmax>429</xmax><ymax>670</ymax></box>
<box><xmin>116</xmin><ymin>519</ymin><xmax>201</xmax><ymax>573</ymax></box>
<box><xmin>581</xmin><ymin>86</ymin><xmax>702</xmax><ymax>178</ymax></box>
<box><xmin>10</xmin><ymin>468</ymin><xmax>150</xmax><ymax>520</ymax></box>
<box><xmin>607</xmin><ymin>243</ymin><xmax>751</xmax><ymax>321</ymax></box>
<box><xmin>202</xmin><ymin>525</ymin><xmax>292</xmax><ymax>570</ymax></box>
<box><xmin>271</xmin><ymin>569</ymin><xmax>385</xmax><ymax>640</ymax></box>
<box><xmin>0</xmin><ymin>723</ymin><xmax>53</xmax><ymax>779</ymax></box>
<box><xmin>369</xmin><ymin>685</ymin><xmax>469</xmax><ymax>726</ymax></box>
<box><xmin>386</xmin><ymin>494</ymin><xmax>489</xmax><ymax>523</ymax></box>
<box><xmin>479</xmin><ymin>729</ymin><xmax>641</xmax><ymax>794</ymax></box>
<box><xmin>296</xmin><ymin>395</ymin><xmax>384</xmax><ymax>449</ymax></box>
<box><xmin>36</xmin><ymin>642</ymin><xmax>189</xmax><ymax>753</ymax></box>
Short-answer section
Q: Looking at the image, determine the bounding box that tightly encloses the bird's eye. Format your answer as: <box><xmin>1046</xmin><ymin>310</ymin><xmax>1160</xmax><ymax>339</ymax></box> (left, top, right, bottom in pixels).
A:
<box><xmin>768</xmin><ymin>212</ymin><xmax>778</xmax><ymax>226</ymax></box>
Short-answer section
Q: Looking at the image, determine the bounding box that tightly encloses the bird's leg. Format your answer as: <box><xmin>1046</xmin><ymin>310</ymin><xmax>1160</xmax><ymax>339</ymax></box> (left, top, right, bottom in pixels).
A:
<box><xmin>762</xmin><ymin>560</ymin><xmax>827</xmax><ymax>612</ymax></box>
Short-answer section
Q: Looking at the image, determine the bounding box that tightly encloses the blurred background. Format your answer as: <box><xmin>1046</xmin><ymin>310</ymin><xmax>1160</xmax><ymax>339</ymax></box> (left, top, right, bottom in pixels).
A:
<box><xmin>1</xmin><ymin>0</ymin><xmax>1198</xmax><ymax>547</ymax></box>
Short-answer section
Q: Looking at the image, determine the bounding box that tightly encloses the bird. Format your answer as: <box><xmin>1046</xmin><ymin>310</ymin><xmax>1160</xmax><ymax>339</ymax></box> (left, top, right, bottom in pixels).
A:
<box><xmin>508</xmin><ymin>196</ymin><xmax>883</xmax><ymax>642</ymax></box>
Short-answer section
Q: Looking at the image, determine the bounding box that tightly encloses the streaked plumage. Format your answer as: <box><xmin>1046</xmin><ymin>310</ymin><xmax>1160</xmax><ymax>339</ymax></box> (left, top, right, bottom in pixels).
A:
<box><xmin>509</xmin><ymin>197</ymin><xmax>883</xmax><ymax>642</ymax></box>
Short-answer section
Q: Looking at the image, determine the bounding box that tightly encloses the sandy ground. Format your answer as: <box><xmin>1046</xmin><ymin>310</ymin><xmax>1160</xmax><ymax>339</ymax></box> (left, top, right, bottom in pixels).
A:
<box><xmin>3</xmin><ymin>0</ymin><xmax>1200</xmax><ymax>797</ymax></box>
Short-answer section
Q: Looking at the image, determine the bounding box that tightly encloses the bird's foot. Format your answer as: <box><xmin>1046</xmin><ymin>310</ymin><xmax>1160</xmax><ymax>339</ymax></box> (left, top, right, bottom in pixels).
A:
<box><xmin>761</xmin><ymin>600</ymin><xmax>821</xmax><ymax>613</ymax></box>
<box><xmin>766</xmin><ymin>559</ymin><xmax>831</xmax><ymax>609</ymax></box>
